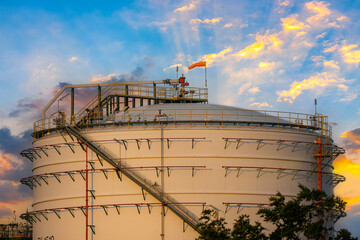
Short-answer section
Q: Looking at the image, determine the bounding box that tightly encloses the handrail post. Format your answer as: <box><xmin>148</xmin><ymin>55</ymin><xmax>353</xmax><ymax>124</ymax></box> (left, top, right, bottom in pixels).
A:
<box><xmin>264</xmin><ymin>111</ymin><xmax>267</xmax><ymax>127</ymax></box>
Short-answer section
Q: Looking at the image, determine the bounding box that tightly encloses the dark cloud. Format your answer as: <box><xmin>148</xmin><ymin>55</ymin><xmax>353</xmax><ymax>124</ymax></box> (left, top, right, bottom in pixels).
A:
<box><xmin>0</xmin><ymin>128</ymin><xmax>32</xmax><ymax>155</ymax></box>
<box><xmin>341</xmin><ymin>128</ymin><xmax>360</xmax><ymax>153</ymax></box>
<box><xmin>0</xmin><ymin>182</ymin><xmax>31</xmax><ymax>203</ymax></box>
<box><xmin>131</xmin><ymin>66</ymin><xmax>144</xmax><ymax>78</ymax></box>
<box><xmin>102</xmin><ymin>66</ymin><xmax>146</xmax><ymax>83</ymax></box>
<box><xmin>8</xmin><ymin>97</ymin><xmax>45</xmax><ymax>118</ymax></box>
<box><xmin>0</xmin><ymin>206</ymin><xmax>11</xmax><ymax>218</ymax></box>
<box><xmin>329</xmin><ymin>122</ymin><xmax>338</xmax><ymax>127</ymax></box>
<box><xmin>0</xmin><ymin>127</ymin><xmax>33</xmax><ymax>182</ymax></box>
<box><xmin>336</xmin><ymin>205</ymin><xmax>360</xmax><ymax>237</ymax></box>
<box><xmin>0</xmin><ymin>127</ymin><xmax>32</xmax><ymax>211</ymax></box>
<box><xmin>58</xmin><ymin>82</ymin><xmax>71</xmax><ymax>89</ymax></box>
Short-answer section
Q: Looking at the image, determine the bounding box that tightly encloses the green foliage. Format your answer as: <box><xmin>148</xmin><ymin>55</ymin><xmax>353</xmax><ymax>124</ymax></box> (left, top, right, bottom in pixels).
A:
<box><xmin>335</xmin><ymin>229</ymin><xmax>359</xmax><ymax>240</ymax></box>
<box><xmin>258</xmin><ymin>184</ymin><xmax>347</xmax><ymax>240</ymax></box>
<box><xmin>196</xmin><ymin>185</ymin><xmax>356</xmax><ymax>240</ymax></box>
<box><xmin>196</xmin><ymin>210</ymin><xmax>267</xmax><ymax>240</ymax></box>
<box><xmin>196</xmin><ymin>209</ymin><xmax>231</xmax><ymax>240</ymax></box>
<box><xmin>231</xmin><ymin>214</ymin><xmax>267</xmax><ymax>240</ymax></box>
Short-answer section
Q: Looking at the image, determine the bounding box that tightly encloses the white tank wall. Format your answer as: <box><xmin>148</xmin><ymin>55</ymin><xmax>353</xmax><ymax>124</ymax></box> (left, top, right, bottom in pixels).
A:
<box><xmin>30</xmin><ymin>123</ymin><xmax>331</xmax><ymax>240</ymax></box>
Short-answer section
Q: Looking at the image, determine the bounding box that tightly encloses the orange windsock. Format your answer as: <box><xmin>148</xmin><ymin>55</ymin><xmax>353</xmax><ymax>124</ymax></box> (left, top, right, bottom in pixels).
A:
<box><xmin>188</xmin><ymin>61</ymin><xmax>206</xmax><ymax>70</ymax></box>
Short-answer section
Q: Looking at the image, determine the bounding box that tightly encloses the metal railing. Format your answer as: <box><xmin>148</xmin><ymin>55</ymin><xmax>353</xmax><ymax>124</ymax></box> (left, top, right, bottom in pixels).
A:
<box><xmin>33</xmin><ymin>108</ymin><xmax>332</xmax><ymax>140</ymax></box>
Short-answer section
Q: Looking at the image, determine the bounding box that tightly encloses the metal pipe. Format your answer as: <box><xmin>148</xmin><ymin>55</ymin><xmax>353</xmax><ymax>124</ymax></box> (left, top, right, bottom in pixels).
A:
<box><xmin>124</xmin><ymin>86</ymin><xmax>129</xmax><ymax>107</ymax></box>
<box><xmin>41</xmin><ymin>79</ymin><xmax>180</xmax><ymax>128</ymax></box>
<box><xmin>97</xmin><ymin>86</ymin><xmax>101</xmax><ymax>110</ymax></box>
<box><xmin>86</xmin><ymin>144</ymin><xmax>88</xmax><ymax>240</ymax></box>
<box><xmin>153</xmin><ymin>83</ymin><xmax>157</xmax><ymax>104</ymax></box>
<box><xmin>161</xmin><ymin>123</ymin><xmax>165</xmax><ymax>240</ymax></box>
<box><xmin>71</xmin><ymin>88</ymin><xmax>74</xmax><ymax>124</ymax></box>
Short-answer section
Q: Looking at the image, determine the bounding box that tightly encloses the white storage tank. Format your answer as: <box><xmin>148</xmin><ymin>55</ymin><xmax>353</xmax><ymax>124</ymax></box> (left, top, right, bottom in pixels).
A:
<box><xmin>20</xmin><ymin>81</ymin><xmax>345</xmax><ymax>239</ymax></box>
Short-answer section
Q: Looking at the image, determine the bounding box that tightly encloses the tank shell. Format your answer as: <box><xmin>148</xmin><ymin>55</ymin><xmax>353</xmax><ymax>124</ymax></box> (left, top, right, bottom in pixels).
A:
<box><xmin>27</xmin><ymin>103</ymin><xmax>334</xmax><ymax>239</ymax></box>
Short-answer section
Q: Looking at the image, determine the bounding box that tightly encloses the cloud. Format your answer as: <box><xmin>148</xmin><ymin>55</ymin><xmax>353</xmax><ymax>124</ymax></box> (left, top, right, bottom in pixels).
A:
<box><xmin>323</xmin><ymin>60</ymin><xmax>340</xmax><ymax>70</ymax></box>
<box><xmin>304</xmin><ymin>1</ymin><xmax>348</xmax><ymax>29</ymax></box>
<box><xmin>334</xmin><ymin>157</ymin><xmax>360</xmax><ymax>214</ymax></box>
<box><xmin>0</xmin><ymin>180</ymin><xmax>32</xmax><ymax>203</ymax></box>
<box><xmin>279</xmin><ymin>0</ymin><xmax>291</xmax><ymax>7</ymax></box>
<box><xmin>250</xmin><ymin>102</ymin><xmax>271</xmax><ymax>108</ymax></box>
<box><xmin>163</xmin><ymin>64</ymin><xmax>183</xmax><ymax>72</ymax></box>
<box><xmin>8</xmin><ymin>98</ymin><xmax>45</xmax><ymax>118</ymax></box>
<box><xmin>0</xmin><ymin>128</ymin><xmax>32</xmax><ymax>156</ymax></box>
<box><xmin>0</xmin><ymin>205</ymin><xmax>11</xmax><ymax>218</ymax></box>
<box><xmin>0</xmin><ymin>154</ymin><xmax>14</xmax><ymax>176</ymax></box>
<box><xmin>197</xmin><ymin>47</ymin><xmax>233</xmax><ymax>66</ymax></box>
<box><xmin>91</xmin><ymin>66</ymin><xmax>146</xmax><ymax>83</ymax></box>
<box><xmin>276</xmin><ymin>0</ymin><xmax>293</xmax><ymax>13</ymax></box>
<box><xmin>190</xmin><ymin>18</ymin><xmax>223</xmax><ymax>25</ymax></box>
<box><xmin>234</xmin><ymin>33</ymin><xmax>281</xmax><ymax>59</ymax></box>
<box><xmin>312</xmin><ymin>56</ymin><xmax>340</xmax><ymax>70</ymax></box>
<box><xmin>340</xmin><ymin>44</ymin><xmax>360</xmax><ymax>65</ymax></box>
<box><xmin>91</xmin><ymin>73</ymin><xmax>117</xmax><ymax>82</ymax></box>
<box><xmin>69</xmin><ymin>57</ymin><xmax>78</xmax><ymax>62</ymax></box>
<box><xmin>174</xmin><ymin>4</ymin><xmax>195</xmax><ymax>13</ymax></box>
<box><xmin>189</xmin><ymin>17</ymin><xmax>223</xmax><ymax>31</ymax></box>
<box><xmin>323</xmin><ymin>44</ymin><xmax>338</xmax><ymax>53</ymax></box>
<box><xmin>152</xmin><ymin>18</ymin><xmax>177</xmax><ymax>31</ymax></box>
<box><xmin>0</xmin><ymin>127</ymin><xmax>33</xmax><ymax>221</ymax></box>
<box><xmin>237</xmin><ymin>82</ymin><xmax>252</xmax><ymax>95</ymax></box>
<box><xmin>305</xmin><ymin>1</ymin><xmax>331</xmax><ymax>24</ymax></box>
<box><xmin>281</xmin><ymin>14</ymin><xmax>307</xmax><ymax>31</ymax></box>
<box><xmin>341</xmin><ymin>128</ymin><xmax>360</xmax><ymax>155</ymax></box>
<box><xmin>235</xmin><ymin>42</ymin><xmax>265</xmax><ymax>58</ymax></box>
<box><xmin>258</xmin><ymin>61</ymin><xmax>276</xmax><ymax>71</ymax></box>
<box><xmin>277</xmin><ymin>72</ymin><xmax>348</xmax><ymax>103</ymax></box>
<box><xmin>224</xmin><ymin>23</ymin><xmax>233</xmax><ymax>28</ymax></box>
<box><xmin>334</xmin><ymin>128</ymin><xmax>360</xmax><ymax>219</ymax></box>
<box><xmin>174</xmin><ymin>0</ymin><xmax>199</xmax><ymax>12</ymax></box>
<box><xmin>339</xmin><ymin>93</ymin><xmax>358</xmax><ymax>102</ymax></box>
<box><xmin>248</xmin><ymin>87</ymin><xmax>260</xmax><ymax>93</ymax></box>
<box><xmin>334</xmin><ymin>157</ymin><xmax>360</xmax><ymax>179</ymax></box>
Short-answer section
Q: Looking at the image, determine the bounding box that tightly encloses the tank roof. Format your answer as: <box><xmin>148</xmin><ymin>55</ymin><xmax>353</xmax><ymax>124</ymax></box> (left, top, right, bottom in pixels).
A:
<box><xmin>131</xmin><ymin>103</ymin><xmax>248</xmax><ymax>111</ymax></box>
<box><xmin>115</xmin><ymin>102</ymin><xmax>288</xmax><ymax>125</ymax></box>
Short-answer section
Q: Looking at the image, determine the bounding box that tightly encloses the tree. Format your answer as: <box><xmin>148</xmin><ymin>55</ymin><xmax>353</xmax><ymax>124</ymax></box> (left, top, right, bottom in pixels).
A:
<box><xmin>196</xmin><ymin>209</ymin><xmax>231</xmax><ymax>240</ymax></box>
<box><xmin>231</xmin><ymin>214</ymin><xmax>267</xmax><ymax>240</ymax></box>
<box><xmin>335</xmin><ymin>229</ymin><xmax>359</xmax><ymax>240</ymax></box>
<box><xmin>257</xmin><ymin>184</ymin><xmax>346</xmax><ymax>240</ymax></box>
<box><xmin>196</xmin><ymin>185</ymin><xmax>356</xmax><ymax>240</ymax></box>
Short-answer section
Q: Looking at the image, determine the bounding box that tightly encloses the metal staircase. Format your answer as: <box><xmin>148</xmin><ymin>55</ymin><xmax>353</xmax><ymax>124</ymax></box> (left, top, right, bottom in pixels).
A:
<box><xmin>65</xmin><ymin>125</ymin><xmax>200</xmax><ymax>232</ymax></box>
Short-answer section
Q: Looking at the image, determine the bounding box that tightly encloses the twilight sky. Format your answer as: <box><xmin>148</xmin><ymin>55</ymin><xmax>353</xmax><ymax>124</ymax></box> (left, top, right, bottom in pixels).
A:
<box><xmin>0</xmin><ymin>0</ymin><xmax>359</xmax><ymax>236</ymax></box>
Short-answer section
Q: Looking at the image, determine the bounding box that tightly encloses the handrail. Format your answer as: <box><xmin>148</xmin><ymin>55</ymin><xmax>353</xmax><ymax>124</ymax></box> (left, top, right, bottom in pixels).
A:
<box><xmin>33</xmin><ymin>108</ymin><xmax>332</xmax><ymax>140</ymax></box>
<box><xmin>74</xmin><ymin>85</ymin><xmax>115</xmax><ymax>124</ymax></box>
<box><xmin>41</xmin><ymin>79</ymin><xmax>184</xmax><ymax>128</ymax></box>
<box><xmin>65</xmin><ymin>125</ymin><xmax>201</xmax><ymax>232</ymax></box>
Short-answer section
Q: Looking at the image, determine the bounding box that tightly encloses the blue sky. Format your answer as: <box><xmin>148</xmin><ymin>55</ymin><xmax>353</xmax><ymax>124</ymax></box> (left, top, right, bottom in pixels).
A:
<box><xmin>0</xmin><ymin>0</ymin><xmax>360</xmax><ymax>236</ymax></box>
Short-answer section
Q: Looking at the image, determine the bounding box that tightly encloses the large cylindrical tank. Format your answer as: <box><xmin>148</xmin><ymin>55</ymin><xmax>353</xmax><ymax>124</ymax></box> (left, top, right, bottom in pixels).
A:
<box><xmin>21</xmin><ymin>103</ymin><xmax>343</xmax><ymax>239</ymax></box>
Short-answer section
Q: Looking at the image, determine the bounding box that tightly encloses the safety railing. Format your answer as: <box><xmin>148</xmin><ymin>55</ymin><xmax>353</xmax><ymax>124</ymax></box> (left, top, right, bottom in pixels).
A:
<box><xmin>74</xmin><ymin>85</ymin><xmax>115</xmax><ymax>124</ymax></box>
<box><xmin>101</xmin><ymin>84</ymin><xmax>208</xmax><ymax>101</ymax></box>
<box><xmin>33</xmin><ymin>108</ymin><xmax>332</xmax><ymax>140</ymax></box>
